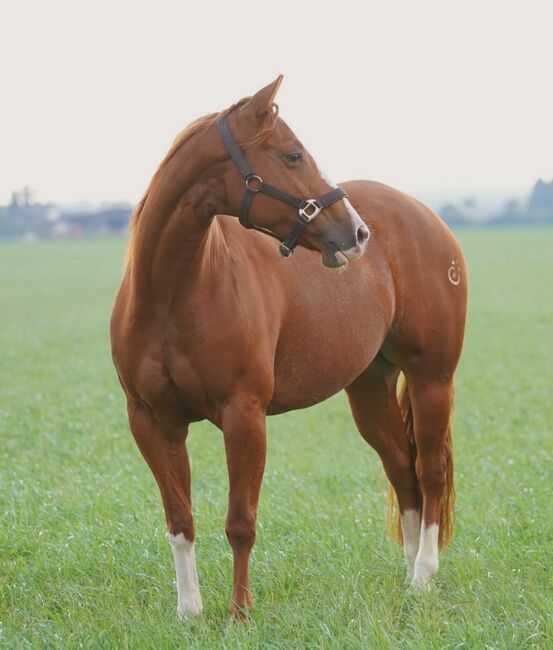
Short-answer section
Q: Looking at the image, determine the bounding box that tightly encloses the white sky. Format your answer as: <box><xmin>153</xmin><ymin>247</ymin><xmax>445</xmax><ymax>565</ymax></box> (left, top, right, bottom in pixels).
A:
<box><xmin>1</xmin><ymin>0</ymin><xmax>552</xmax><ymax>205</ymax></box>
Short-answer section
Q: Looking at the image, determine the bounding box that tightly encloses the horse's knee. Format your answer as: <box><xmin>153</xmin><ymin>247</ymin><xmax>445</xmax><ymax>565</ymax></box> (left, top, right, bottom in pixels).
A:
<box><xmin>226</xmin><ymin>513</ymin><xmax>256</xmax><ymax>551</ymax></box>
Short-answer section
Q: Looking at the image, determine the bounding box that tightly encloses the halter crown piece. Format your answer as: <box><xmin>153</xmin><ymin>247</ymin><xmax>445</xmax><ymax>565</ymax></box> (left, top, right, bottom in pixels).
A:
<box><xmin>217</xmin><ymin>117</ymin><xmax>348</xmax><ymax>257</ymax></box>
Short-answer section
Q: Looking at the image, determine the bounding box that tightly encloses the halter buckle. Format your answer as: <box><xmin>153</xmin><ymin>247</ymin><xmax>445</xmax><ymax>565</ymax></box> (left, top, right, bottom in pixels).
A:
<box><xmin>245</xmin><ymin>175</ymin><xmax>263</xmax><ymax>192</ymax></box>
<box><xmin>299</xmin><ymin>199</ymin><xmax>322</xmax><ymax>223</ymax></box>
<box><xmin>279</xmin><ymin>242</ymin><xmax>293</xmax><ymax>257</ymax></box>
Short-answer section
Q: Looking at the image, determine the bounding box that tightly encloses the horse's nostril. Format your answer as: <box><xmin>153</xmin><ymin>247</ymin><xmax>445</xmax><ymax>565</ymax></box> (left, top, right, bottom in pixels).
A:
<box><xmin>357</xmin><ymin>224</ymin><xmax>370</xmax><ymax>246</ymax></box>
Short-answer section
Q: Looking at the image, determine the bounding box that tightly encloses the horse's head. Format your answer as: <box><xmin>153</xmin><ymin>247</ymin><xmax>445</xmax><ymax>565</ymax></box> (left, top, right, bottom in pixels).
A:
<box><xmin>220</xmin><ymin>76</ymin><xmax>369</xmax><ymax>268</ymax></box>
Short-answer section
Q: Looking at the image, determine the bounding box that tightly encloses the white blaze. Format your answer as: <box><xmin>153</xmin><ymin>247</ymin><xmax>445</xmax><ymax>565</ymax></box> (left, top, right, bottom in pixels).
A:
<box><xmin>315</xmin><ymin>162</ymin><xmax>368</xmax><ymax>237</ymax></box>
<box><xmin>167</xmin><ymin>532</ymin><xmax>203</xmax><ymax>617</ymax></box>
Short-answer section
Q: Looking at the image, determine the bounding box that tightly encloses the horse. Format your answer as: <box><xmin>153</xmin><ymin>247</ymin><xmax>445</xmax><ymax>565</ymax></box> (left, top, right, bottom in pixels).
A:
<box><xmin>110</xmin><ymin>75</ymin><xmax>467</xmax><ymax>619</ymax></box>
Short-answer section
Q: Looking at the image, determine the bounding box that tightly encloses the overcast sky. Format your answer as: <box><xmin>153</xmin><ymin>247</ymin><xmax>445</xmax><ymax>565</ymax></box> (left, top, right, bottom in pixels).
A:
<box><xmin>1</xmin><ymin>0</ymin><xmax>551</xmax><ymax>205</ymax></box>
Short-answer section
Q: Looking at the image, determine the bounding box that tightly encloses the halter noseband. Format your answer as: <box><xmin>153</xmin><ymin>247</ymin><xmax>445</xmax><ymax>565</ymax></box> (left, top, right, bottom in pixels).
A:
<box><xmin>217</xmin><ymin>116</ymin><xmax>348</xmax><ymax>257</ymax></box>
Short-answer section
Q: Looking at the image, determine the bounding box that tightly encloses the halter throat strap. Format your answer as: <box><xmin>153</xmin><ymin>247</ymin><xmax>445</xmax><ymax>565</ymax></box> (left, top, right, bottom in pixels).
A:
<box><xmin>217</xmin><ymin>116</ymin><xmax>347</xmax><ymax>257</ymax></box>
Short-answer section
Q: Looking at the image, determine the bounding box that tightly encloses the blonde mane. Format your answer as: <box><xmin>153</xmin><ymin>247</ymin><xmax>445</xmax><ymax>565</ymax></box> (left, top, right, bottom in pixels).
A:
<box><xmin>125</xmin><ymin>99</ymin><xmax>279</xmax><ymax>269</ymax></box>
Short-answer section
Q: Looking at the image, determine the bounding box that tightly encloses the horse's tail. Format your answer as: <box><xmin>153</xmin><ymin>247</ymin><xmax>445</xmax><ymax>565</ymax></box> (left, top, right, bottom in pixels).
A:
<box><xmin>387</xmin><ymin>376</ymin><xmax>455</xmax><ymax>549</ymax></box>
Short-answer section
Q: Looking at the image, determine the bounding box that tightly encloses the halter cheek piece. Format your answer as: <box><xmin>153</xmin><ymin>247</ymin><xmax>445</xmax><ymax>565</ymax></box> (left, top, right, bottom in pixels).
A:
<box><xmin>217</xmin><ymin>117</ymin><xmax>348</xmax><ymax>257</ymax></box>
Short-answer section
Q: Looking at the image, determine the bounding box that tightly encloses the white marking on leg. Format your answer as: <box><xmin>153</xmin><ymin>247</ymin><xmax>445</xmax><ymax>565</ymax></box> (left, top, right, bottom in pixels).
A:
<box><xmin>401</xmin><ymin>509</ymin><xmax>421</xmax><ymax>581</ymax></box>
<box><xmin>412</xmin><ymin>523</ymin><xmax>439</xmax><ymax>588</ymax></box>
<box><xmin>167</xmin><ymin>532</ymin><xmax>203</xmax><ymax>617</ymax></box>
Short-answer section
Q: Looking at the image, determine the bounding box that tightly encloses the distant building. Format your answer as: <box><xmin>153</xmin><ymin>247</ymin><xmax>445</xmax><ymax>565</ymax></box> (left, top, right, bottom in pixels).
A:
<box><xmin>61</xmin><ymin>206</ymin><xmax>131</xmax><ymax>236</ymax></box>
<box><xmin>1</xmin><ymin>187</ymin><xmax>132</xmax><ymax>239</ymax></box>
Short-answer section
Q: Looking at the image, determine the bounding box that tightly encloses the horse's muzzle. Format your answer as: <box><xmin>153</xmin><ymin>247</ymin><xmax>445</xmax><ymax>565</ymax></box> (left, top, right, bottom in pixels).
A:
<box><xmin>321</xmin><ymin>224</ymin><xmax>370</xmax><ymax>268</ymax></box>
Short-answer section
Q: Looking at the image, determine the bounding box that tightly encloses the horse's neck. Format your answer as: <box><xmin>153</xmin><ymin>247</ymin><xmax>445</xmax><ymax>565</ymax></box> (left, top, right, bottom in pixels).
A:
<box><xmin>129</xmin><ymin>153</ymin><xmax>225</xmax><ymax>306</ymax></box>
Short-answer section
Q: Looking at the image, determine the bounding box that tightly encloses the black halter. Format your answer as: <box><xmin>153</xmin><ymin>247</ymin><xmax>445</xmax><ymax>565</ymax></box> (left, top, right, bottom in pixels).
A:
<box><xmin>217</xmin><ymin>116</ymin><xmax>348</xmax><ymax>257</ymax></box>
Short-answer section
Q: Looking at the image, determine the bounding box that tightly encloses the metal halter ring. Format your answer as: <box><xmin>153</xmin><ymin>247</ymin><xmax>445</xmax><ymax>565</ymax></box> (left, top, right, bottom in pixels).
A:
<box><xmin>299</xmin><ymin>199</ymin><xmax>322</xmax><ymax>222</ymax></box>
<box><xmin>245</xmin><ymin>175</ymin><xmax>263</xmax><ymax>192</ymax></box>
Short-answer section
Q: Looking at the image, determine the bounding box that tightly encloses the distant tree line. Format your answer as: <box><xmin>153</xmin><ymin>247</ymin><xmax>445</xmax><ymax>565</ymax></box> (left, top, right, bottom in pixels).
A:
<box><xmin>1</xmin><ymin>177</ymin><xmax>552</xmax><ymax>239</ymax></box>
<box><xmin>439</xmin><ymin>178</ymin><xmax>553</xmax><ymax>226</ymax></box>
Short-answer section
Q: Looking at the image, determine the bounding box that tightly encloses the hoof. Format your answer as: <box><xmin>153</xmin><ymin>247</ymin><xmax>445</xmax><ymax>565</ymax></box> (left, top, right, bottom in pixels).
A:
<box><xmin>177</xmin><ymin>594</ymin><xmax>203</xmax><ymax>618</ymax></box>
<box><xmin>230</xmin><ymin>595</ymin><xmax>253</xmax><ymax>622</ymax></box>
<box><xmin>411</xmin><ymin>557</ymin><xmax>438</xmax><ymax>590</ymax></box>
<box><xmin>409</xmin><ymin>569</ymin><xmax>435</xmax><ymax>592</ymax></box>
<box><xmin>409</xmin><ymin>578</ymin><xmax>432</xmax><ymax>592</ymax></box>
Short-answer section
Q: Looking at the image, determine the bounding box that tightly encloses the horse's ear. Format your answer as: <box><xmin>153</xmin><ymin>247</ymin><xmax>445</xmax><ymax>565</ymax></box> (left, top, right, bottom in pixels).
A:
<box><xmin>243</xmin><ymin>75</ymin><xmax>284</xmax><ymax>121</ymax></box>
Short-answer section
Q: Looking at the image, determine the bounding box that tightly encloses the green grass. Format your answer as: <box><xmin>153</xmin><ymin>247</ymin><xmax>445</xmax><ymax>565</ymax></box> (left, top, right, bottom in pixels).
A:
<box><xmin>0</xmin><ymin>230</ymin><xmax>552</xmax><ymax>649</ymax></box>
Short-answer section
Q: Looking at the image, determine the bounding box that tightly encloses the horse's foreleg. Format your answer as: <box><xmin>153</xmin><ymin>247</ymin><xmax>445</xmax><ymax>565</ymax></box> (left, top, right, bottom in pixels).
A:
<box><xmin>407</xmin><ymin>377</ymin><xmax>455</xmax><ymax>588</ymax></box>
<box><xmin>346</xmin><ymin>358</ymin><xmax>421</xmax><ymax>579</ymax></box>
<box><xmin>127</xmin><ymin>401</ymin><xmax>202</xmax><ymax>617</ymax></box>
<box><xmin>220</xmin><ymin>399</ymin><xmax>267</xmax><ymax>619</ymax></box>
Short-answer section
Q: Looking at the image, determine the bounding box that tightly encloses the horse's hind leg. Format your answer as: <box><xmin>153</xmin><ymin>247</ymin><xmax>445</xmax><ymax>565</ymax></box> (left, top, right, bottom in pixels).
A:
<box><xmin>127</xmin><ymin>400</ymin><xmax>202</xmax><ymax>617</ymax></box>
<box><xmin>346</xmin><ymin>356</ymin><xmax>422</xmax><ymax>580</ymax></box>
<box><xmin>406</xmin><ymin>375</ymin><xmax>455</xmax><ymax>588</ymax></box>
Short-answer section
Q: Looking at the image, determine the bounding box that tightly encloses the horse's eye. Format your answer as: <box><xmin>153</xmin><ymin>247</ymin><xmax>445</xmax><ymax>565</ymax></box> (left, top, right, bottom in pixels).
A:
<box><xmin>285</xmin><ymin>152</ymin><xmax>302</xmax><ymax>164</ymax></box>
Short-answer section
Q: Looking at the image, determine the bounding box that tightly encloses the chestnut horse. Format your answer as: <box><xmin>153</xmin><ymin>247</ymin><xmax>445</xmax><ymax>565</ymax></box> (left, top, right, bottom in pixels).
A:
<box><xmin>110</xmin><ymin>76</ymin><xmax>467</xmax><ymax>619</ymax></box>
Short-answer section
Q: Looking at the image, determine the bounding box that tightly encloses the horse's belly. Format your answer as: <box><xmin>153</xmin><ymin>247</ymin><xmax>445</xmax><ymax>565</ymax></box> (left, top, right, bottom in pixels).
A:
<box><xmin>269</xmin><ymin>318</ymin><xmax>384</xmax><ymax>414</ymax></box>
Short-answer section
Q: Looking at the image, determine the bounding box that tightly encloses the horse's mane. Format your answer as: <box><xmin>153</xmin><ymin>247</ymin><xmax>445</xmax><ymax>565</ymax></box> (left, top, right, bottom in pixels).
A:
<box><xmin>125</xmin><ymin>98</ymin><xmax>279</xmax><ymax>269</ymax></box>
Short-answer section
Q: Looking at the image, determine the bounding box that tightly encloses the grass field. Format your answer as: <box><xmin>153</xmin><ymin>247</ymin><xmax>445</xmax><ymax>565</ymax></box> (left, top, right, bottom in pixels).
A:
<box><xmin>1</xmin><ymin>229</ymin><xmax>552</xmax><ymax>649</ymax></box>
